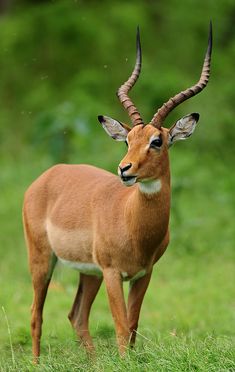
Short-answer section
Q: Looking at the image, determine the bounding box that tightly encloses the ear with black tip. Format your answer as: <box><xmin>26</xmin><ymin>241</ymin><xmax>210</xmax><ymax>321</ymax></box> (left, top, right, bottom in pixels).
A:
<box><xmin>98</xmin><ymin>115</ymin><xmax>131</xmax><ymax>141</ymax></box>
<box><xmin>168</xmin><ymin>113</ymin><xmax>200</xmax><ymax>147</ymax></box>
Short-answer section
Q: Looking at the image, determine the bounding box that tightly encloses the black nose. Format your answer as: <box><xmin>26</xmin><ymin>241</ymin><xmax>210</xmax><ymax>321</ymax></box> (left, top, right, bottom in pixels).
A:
<box><xmin>119</xmin><ymin>163</ymin><xmax>132</xmax><ymax>175</ymax></box>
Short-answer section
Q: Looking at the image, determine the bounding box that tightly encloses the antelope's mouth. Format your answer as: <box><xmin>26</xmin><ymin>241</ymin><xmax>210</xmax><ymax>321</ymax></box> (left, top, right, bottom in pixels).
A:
<box><xmin>120</xmin><ymin>175</ymin><xmax>137</xmax><ymax>186</ymax></box>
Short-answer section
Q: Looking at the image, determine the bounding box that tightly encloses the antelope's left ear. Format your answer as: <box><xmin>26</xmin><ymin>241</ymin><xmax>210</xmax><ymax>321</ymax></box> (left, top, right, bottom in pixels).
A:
<box><xmin>98</xmin><ymin>115</ymin><xmax>131</xmax><ymax>141</ymax></box>
<box><xmin>168</xmin><ymin>113</ymin><xmax>200</xmax><ymax>147</ymax></box>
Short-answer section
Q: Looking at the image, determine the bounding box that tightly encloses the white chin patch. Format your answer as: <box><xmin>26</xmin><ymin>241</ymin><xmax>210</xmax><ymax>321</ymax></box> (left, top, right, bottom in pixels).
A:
<box><xmin>138</xmin><ymin>179</ymin><xmax>162</xmax><ymax>195</ymax></box>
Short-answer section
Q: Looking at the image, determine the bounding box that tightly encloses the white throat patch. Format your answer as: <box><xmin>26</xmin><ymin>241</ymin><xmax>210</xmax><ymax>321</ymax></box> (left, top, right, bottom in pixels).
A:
<box><xmin>138</xmin><ymin>179</ymin><xmax>162</xmax><ymax>195</ymax></box>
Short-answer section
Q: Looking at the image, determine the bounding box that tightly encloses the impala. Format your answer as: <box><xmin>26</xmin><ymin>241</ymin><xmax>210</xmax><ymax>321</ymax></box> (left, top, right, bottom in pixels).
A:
<box><xmin>23</xmin><ymin>24</ymin><xmax>212</xmax><ymax>361</ymax></box>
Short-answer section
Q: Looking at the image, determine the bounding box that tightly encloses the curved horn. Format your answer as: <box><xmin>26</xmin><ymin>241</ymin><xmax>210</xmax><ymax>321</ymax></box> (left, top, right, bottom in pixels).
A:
<box><xmin>117</xmin><ymin>26</ymin><xmax>144</xmax><ymax>126</ymax></box>
<box><xmin>150</xmin><ymin>21</ymin><xmax>213</xmax><ymax>129</ymax></box>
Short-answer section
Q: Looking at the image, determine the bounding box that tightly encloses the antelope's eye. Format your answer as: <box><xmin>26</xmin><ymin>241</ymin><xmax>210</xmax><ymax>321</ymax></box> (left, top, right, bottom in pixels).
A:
<box><xmin>150</xmin><ymin>136</ymin><xmax>162</xmax><ymax>149</ymax></box>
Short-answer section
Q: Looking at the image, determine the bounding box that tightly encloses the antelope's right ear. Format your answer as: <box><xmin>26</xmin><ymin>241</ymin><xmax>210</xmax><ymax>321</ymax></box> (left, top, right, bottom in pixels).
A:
<box><xmin>98</xmin><ymin>115</ymin><xmax>131</xmax><ymax>141</ymax></box>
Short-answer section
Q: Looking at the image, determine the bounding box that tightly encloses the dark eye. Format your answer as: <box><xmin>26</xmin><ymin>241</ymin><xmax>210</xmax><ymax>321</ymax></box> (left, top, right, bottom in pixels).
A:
<box><xmin>150</xmin><ymin>136</ymin><xmax>162</xmax><ymax>149</ymax></box>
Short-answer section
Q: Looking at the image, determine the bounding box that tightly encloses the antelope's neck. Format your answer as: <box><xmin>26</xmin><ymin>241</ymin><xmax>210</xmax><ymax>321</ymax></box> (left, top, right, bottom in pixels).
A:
<box><xmin>125</xmin><ymin>174</ymin><xmax>171</xmax><ymax>244</ymax></box>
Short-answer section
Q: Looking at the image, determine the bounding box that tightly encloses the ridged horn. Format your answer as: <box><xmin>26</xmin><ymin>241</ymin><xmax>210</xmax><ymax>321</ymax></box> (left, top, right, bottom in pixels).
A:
<box><xmin>150</xmin><ymin>21</ymin><xmax>213</xmax><ymax>129</ymax></box>
<box><xmin>117</xmin><ymin>26</ymin><xmax>144</xmax><ymax>126</ymax></box>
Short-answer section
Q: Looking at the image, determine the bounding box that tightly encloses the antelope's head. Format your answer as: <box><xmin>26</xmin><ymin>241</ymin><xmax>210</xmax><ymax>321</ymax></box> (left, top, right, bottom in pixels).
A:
<box><xmin>99</xmin><ymin>25</ymin><xmax>212</xmax><ymax>188</ymax></box>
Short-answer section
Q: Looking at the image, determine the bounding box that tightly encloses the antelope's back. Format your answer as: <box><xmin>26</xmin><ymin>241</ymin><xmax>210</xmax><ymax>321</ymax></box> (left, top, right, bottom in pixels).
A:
<box><xmin>23</xmin><ymin>163</ymin><xmax>125</xmax><ymax>230</ymax></box>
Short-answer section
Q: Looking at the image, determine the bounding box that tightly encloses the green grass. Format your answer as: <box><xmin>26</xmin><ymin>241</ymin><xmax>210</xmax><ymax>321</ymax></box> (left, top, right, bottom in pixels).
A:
<box><xmin>1</xmin><ymin>336</ymin><xmax>234</xmax><ymax>371</ymax></box>
<box><xmin>0</xmin><ymin>150</ymin><xmax>235</xmax><ymax>371</ymax></box>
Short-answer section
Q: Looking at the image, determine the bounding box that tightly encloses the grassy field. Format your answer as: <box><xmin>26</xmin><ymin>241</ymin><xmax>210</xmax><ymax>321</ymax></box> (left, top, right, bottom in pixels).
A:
<box><xmin>0</xmin><ymin>149</ymin><xmax>234</xmax><ymax>371</ymax></box>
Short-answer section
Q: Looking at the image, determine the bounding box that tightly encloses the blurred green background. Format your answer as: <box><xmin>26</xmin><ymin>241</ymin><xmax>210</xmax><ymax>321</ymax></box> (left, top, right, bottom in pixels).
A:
<box><xmin>0</xmin><ymin>0</ymin><xmax>234</xmax><ymax>370</ymax></box>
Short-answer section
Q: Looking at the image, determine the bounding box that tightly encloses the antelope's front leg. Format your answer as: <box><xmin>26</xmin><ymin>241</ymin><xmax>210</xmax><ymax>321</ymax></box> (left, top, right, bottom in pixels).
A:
<box><xmin>127</xmin><ymin>270</ymin><xmax>152</xmax><ymax>346</ymax></box>
<box><xmin>103</xmin><ymin>268</ymin><xmax>130</xmax><ymax>355</ymax></box>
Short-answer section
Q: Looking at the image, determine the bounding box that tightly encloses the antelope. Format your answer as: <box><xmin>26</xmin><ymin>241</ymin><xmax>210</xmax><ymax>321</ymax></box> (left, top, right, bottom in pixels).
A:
<box><xmin>23</xmin><ymin>24</ymin><xmax>212</xmax><ymax>361</ymax></box>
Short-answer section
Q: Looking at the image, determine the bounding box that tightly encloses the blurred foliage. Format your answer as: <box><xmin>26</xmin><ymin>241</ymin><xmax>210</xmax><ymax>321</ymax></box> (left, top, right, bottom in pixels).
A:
<box><xmin>0</xmin><ymin>0</ymin><xmax>235</xmax><ymax>164</ymax></box>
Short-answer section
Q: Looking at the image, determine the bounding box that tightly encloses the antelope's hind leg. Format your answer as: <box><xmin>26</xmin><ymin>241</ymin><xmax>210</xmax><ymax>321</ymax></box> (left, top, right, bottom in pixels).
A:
<box><xmin>26</xmin><ymin>232</ymin><xmax>57</xmax><ymax>363</ymax></box>
<box><xmin>68</xmin><ymin>273</ymin><xmax>103</xmax><ymax>351</ymax></box>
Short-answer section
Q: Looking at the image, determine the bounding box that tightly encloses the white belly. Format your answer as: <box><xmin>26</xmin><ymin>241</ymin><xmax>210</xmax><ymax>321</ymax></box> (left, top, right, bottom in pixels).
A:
<box><xmin>58</xmin><ymin>258</ymin><xmax>103</xmax><ymax>276</ymax></box>
<box><xmin>58</xmin><ymin>257</ymin><xmax>146</xmax><ymax>282</ymax></box>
